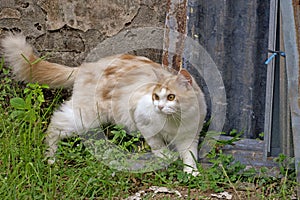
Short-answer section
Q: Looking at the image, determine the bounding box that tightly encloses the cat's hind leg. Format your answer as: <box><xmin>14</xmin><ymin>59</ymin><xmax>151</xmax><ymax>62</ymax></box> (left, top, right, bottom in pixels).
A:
<box><xmin>45</xmin><ymin>101</ymin><xmax>81</xmax><ymax>164</ymax></box>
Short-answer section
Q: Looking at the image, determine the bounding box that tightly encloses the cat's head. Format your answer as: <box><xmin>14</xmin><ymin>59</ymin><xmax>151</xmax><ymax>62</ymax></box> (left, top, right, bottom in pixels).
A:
<box><xmin>152</xmin><ymin>69</ymin><xmax>195</xmax><ymax>115</ymax></box>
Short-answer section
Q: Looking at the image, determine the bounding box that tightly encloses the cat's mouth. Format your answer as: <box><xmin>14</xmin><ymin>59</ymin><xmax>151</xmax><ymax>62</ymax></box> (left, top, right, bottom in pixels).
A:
<box><xmin>156</xmin><ymin>107</ymin><xmax>177</xmax><ymax>115</ymax></box>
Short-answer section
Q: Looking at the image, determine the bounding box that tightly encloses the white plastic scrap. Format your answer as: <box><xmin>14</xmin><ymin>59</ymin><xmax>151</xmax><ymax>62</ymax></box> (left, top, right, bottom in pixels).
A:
<box><xmin>125</xmin><ymin>190</ymin><xmax>145</xmax><ymax>200</ymax></box>
<box><xmin>211</xmin><ymin>191</ymin><xmax>233</xmax><ymax>200</ymax></box>
<box><xmin>124</xmin><ymin>186</ymin><xmax>182</xmax><ymax>200</ymax></box>
<box><xmin>149</xmin><ymin>186</ymin><xmax>182</xmax><ymax>197</ymax></box>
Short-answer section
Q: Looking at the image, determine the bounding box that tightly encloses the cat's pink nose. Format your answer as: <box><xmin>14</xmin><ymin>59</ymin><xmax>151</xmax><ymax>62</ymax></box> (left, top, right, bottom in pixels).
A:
<box><xmin>158</xmin><ymin>105</ymin><xmax>164</xmax><ymax>110</ymax></box>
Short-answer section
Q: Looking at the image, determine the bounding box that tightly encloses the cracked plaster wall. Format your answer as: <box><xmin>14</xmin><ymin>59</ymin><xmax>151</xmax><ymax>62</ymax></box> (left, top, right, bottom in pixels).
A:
<box><xmin>0</xmin><ymin>0</ymin><xmax>167</xmax><ymax>66</ymax></box>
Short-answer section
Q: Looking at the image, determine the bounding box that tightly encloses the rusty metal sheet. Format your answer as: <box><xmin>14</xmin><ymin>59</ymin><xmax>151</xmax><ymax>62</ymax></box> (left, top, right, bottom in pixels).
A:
<box><xmin>163</xmin><ymin>0</ymin><xmax>188</xmax><ymax>71</ymax></box>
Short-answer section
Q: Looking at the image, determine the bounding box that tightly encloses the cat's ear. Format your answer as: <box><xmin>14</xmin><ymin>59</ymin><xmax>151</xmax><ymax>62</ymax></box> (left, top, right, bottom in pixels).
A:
<box><xmin>177</xmin><ymin>69</ymin><xmax>192</xmax><ymax>86</ymax></box>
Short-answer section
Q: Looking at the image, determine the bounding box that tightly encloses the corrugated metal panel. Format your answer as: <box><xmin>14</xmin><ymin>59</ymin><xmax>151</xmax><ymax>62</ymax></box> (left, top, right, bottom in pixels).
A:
<box><xmin>280</xmin><ymin>0</ymin><xmax>300</xmax><ymax>193</ymax></box>
<box><xmin>264</xmin><ymin>0</ymin><xmax>279</xmax><ymax>157</ymax></box>
<box><xmin>163</xmin><ymin>0</ymin><xmax>271</xmax><ymax>139</ymax></box>
<box><xmin>163</xmin><ymin>0</ymin><xmax>274</xmax><ymax>165</ymax></box>
<box><xmin>186</xmin><ymin>0</ymin><xmax>270</xmax><ymax>138</ymax></box>
<box><xmin>279</xmin><ymin>6</ymin><xmax>293</xmax><ymax>157</ymax></box>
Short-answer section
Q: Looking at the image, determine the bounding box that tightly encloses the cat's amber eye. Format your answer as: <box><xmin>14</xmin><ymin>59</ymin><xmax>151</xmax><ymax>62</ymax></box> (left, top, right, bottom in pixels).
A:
<box><xmin>153</xmin><ymin>94</ymin><xmax>160</xmax><ymax>101</ymax></box>
<box><xmin>167</xmin><ymin>94</ymin><xmax>176</xmax><ymax>101</ymax></box>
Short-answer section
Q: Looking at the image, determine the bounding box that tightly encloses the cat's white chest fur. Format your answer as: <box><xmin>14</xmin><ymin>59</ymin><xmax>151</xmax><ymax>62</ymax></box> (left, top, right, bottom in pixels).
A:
<box><xmin>134</xmin><ymin>94</ymin><xmax>167</xmax><ymax>138</ymax></box>
<box><xmin>133</xmin><ymin>94</ymin><xmax>186</xmax><ymax>143</ymax></box>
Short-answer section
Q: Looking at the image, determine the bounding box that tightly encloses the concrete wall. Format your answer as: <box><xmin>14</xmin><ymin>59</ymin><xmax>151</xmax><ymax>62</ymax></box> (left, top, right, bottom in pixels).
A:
<box><xmin>0</xmin><ymin>0</ymin><xmax>167</xmax><ymax>66</ymax></box>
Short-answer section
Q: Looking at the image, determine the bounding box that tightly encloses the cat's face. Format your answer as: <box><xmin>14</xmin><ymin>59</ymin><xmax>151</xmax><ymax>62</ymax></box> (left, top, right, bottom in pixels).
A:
<box><xmin>152</xmin><ymin>69</ymin><xmax>194</xmax><ymax>115</ymax></box>
<box><xmin>152</xmin><ymin>87</ymin><xmax>178</xmax><ymax>115</ymax></box>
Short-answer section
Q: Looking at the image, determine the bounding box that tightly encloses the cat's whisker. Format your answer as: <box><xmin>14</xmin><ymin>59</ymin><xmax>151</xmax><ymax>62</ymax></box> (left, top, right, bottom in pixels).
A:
<box><xmin>171</xmin><ymin>113</ymin><xmax>181</xmax><ymax>126</ymax></box>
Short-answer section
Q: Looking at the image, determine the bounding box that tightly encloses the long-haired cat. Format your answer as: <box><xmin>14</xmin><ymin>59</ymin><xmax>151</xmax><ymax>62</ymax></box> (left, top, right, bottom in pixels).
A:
<box><xmin>1</xmin><ymin>34</ymin><xmax>206</xmax><ymax>176</ymax></box>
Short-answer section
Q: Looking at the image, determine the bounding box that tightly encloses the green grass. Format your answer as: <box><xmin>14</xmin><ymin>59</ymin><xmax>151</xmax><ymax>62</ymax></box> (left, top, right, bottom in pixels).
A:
<box><xmin>0</xmin><ymin>58</ymin><xmax>298</xmax><ymax>199</ymax></box>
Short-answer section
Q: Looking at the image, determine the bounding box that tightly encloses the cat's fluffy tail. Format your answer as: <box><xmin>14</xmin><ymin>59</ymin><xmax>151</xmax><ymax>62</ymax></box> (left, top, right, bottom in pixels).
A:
<box><xmin>1</xmin><ymin>34</ymin><xmax>78</xmax><ymax>88</ymax></box>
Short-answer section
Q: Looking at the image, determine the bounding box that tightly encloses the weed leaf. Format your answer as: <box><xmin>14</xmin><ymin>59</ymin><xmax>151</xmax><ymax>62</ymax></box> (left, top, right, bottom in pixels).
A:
<box><xmin>10</xmin><ymin>97</ymin><xmax>26</xmax><ymax>109</ymax></box>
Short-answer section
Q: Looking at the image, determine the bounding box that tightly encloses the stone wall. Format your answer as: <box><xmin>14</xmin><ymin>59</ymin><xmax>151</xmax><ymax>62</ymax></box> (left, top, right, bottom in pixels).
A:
<box><xmin>0</xmin><ymin>0</ymin><xmax>167</xmax><ymax>66</ymax></box>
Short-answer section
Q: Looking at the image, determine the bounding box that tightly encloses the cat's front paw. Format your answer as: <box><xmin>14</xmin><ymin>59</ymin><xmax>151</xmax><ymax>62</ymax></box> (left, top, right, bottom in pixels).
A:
<box><xmin>45</xmin><ymin>148</ymin><xmax>57</xmax><ymax>165</ymax></box>
<box><xmin>191</xmin><ymin>170</ymin><xmax>199</xmax><ymax>177</ymax></box>
<box><xmin>183</xmin><ymin>166</ymin><xmax>199</xmax><ymax>177</ymax></box>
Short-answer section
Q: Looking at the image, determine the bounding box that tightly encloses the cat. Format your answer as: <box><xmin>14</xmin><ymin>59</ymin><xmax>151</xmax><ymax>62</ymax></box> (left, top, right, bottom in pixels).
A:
<box><xmin>1</xmin><ymin>34</ymin><xmax>207</xmax><ymax>176</ymax></box>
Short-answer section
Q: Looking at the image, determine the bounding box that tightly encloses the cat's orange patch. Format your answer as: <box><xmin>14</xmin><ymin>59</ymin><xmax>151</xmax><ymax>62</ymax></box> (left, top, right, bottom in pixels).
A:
<box><xmin>104</xmin><ymin>66</ymin><xmax>119</xmax><ymax>77</ymax></box>
<box><xmin>121</xmin><ymin>54</ymin><xmax>159</xmax><ymax>67</ymax></box>
<box><xmin>137</xmin><ymin>57</ymin><xmax>160</xmax><ymax>67</ymax></box>
<box><xmin>139</xmin><ymin>59</ymin><xmax>155</xmax><ymax>65</ymax></box>
<box><xmin>120</xmin><ymin>54</ymin><xmax>136</xmax><ymax>60</ymax></box>
<box><xmin>102</xmin><ymin>88</ymin><xmax>111</xmax><ymax>100</ymax></box>
<box><xmin>153</xmin><ymin>84</ymin><xmax>170</xmax><ymax>97</ymax></box>
<box><xmin>101</xmin><ymin>84</ymin><xmax>115</xmax><ymax>100</ymax></box>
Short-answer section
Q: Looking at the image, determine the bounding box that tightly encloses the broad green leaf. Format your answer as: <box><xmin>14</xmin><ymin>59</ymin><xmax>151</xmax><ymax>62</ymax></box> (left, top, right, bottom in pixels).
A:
<box><xmin>10</xmin><ymin>98</ymin><xmax>26</xmax><ymax>109</ymax></box>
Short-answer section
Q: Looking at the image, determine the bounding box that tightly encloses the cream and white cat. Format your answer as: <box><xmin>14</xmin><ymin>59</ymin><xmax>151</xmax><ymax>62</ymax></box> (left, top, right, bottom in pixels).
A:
<box><xmin>2</xmin><ymin>34</ymin><xmax>207</xmax><ymax>175</ymax></box>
